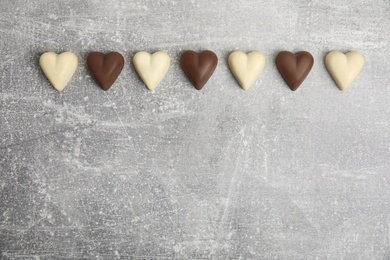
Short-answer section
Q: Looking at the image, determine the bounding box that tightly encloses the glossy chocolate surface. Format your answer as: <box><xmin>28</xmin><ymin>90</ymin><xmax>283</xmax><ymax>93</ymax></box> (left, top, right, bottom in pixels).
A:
<box><xmin>87</xmin><ymin>52</ymin><xmax>124</xmax><ymax>91</ymax></box>
<box><xmin>180</xmin><ymin>50</ymin><xmax>218</xmax><ymax>90</ymax></box>
<box><xmin>276</xmin><ymin>51</ymin><xmax>314</xmax><ymax>91</ymax></box>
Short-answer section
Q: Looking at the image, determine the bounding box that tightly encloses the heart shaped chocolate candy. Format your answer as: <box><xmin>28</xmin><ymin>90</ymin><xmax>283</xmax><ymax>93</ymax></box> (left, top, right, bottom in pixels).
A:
<box><xmin>276</xmin><ymin>51</ymin><xmax>314</xmax><ymax>91</ymax></box>
<box><xmin>87</xmin><ymin>52</ymin><xmax>124</xmax><ymax>91</ymax></box>
<box><xmin>180</xmin><ymin>50</ymin><xmax>218</xmax><ymax>90</ymax></box>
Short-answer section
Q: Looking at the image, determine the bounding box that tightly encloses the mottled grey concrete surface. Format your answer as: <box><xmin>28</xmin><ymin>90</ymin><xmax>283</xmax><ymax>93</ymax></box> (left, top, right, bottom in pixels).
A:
<box><xmin>1</xmin><ymin>0</ymin><xmax>390</xmax><ymax>259</ymax></box>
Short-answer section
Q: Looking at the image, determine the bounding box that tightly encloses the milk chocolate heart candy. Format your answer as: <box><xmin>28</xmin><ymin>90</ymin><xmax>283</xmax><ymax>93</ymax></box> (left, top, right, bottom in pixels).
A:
<box><xmin>87</xmin><ymin>52</ymin><xmax>124</xmax><ymax>91</ymax></box>
<box><xmin>133</xmin><ymin>51</ymin><xmax>170</xmax><ymax>91</ymax></box>
<box><xmin>275</xmin><ymin>51</ymin><xmax>314</xmax><ymax>91</ymax></box>
<box><xmin>40</xmin><ymin>52</ymin><xmax>78</xmax><ymax>91</ymax></box>
<box><xmin>228</xmin><ymin>51</ymin><xmax>266</xmax><ymax>90</ymax></box>
<box><xmin>180</xmin><ymin>50</ymin><xmax>218</xmax><ymax>90</ymax></box>
<box><xmin>325</xmin><ymin>51</ymin><xmax>364</xmax><ymax>91</ymax></box>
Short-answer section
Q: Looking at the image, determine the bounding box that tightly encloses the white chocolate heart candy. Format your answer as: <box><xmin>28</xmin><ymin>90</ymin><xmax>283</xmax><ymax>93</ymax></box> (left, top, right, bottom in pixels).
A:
<box><xmin>325</xmin><ymin>51</ymin><xmax>364</xmax><ymax>91</ymax></box>
<box><xmin>40</xmin><ymin>52</ymin><xmax>78</xmax><ymax>91</ymax></box>
<box><xmin>133</xmin><ymin>51</ymin><xmax>170</xmax><ymax>91</ymax></box>
<box><xmin>228</xmin><ymin>51</ymin><xmax>266</xmax><ymax>90</ymax></box>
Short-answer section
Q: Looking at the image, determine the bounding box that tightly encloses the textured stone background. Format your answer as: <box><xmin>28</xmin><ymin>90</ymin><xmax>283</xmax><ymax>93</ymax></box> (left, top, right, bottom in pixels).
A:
<box><xmin>1</xmin><ymin>0</ymin><xmax>390</xmax><ymax>259</ymax></box>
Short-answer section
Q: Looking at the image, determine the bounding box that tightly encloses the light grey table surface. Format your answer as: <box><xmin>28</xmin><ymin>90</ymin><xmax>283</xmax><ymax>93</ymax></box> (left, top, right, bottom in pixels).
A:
<box><xmin>1</xmin><ymin>0</ymin><xmax>390</xmax><ymax>259</ymax></box>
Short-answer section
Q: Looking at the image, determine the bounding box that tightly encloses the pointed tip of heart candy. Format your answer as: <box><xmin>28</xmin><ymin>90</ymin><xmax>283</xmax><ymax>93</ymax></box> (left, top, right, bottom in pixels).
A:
<box><xmin>194</xmin><ymin>83</ymin><xmax>205</xmax><ymax>90</ymax></box>
<box><xmin>40</xmin><ymin>51</ymin><xmax>78</xmax><ymax>92</ymax></box>
<box><xmin>241</xmin><ymin>84</ymin><xmax>251</xmax><ymax>91</ymax></box>
<box><xmin>232</xmin><ymin>76</ymin><xmax>254</xmax><ymax>91</ymax></box>
<box><xmin>145</xmin><ymin>83</ymin><xmax>158</xmax><ymax>91</ymax></box>
<box><xmin>289</xmin><ymin>84</ymin><xmax>300</xmax><ymax>91</ymax></box>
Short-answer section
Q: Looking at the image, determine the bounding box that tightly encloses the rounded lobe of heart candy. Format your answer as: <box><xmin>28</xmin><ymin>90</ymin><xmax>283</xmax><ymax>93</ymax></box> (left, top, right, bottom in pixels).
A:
<box><xmin>87</xmin><ymin>52</ymin><xmax>124</xmax><ymax>91</ymax></box>
<box><xmin>325</xmin><ymin>51</ymin><xmax>364</xmax><ymax>91</ymax></box>
<box><xmin>228</xmin><ymin>51</ymin><xmax>266</xmax><ymax>90</ymax></box>
<box><xmin>275</xmin><ymin>51</ymin><xmax>314</xmax><ymax>91</ymax></box>
<box><xmin>180</xmin><ymin>50</ymin><xmax>218</xmax><ymax>90</ymax></box>
<box><xmin>40</xmin><ymin>52</ymin><xmax>78</xmax><ymax>91</ymax></box>
<box><xmin>133</xmin><ymin>51</ymin><xmax>171</xmax><ymax>91</ymax></box>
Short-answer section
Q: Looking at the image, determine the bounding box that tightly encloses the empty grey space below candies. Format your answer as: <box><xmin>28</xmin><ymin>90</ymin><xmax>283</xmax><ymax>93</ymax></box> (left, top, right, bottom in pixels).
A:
<box><xmin>1</xmin><ymin>0</ymin><xmax>390</xmax><ymax>259</ymax></box>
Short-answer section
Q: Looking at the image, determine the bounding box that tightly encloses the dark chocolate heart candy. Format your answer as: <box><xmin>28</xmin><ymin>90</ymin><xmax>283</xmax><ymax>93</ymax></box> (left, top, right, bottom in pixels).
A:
<box><xmin>180</xmin><ymin>50</ymin><xmax>218</xmax><ymax>90</ymax></box>
<box><xmin>87</xmin><ymin>52</ymin><xmax>124</xmax><ymax>91</ymax></box>
<box><xmin>275</xmin><ymin>51</ymin><xmax>314</xmax><ymax>91</ymax></box>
